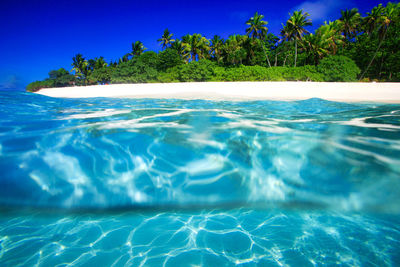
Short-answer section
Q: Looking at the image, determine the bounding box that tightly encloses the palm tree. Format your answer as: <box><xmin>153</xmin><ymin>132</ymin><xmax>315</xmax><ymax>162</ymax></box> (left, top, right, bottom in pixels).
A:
<box><xmin>96</xmin><ymin>57</ymin><xmax>108</xmax><ymax>68</ymax></box>
<box><xmin>223</xmin><ymin>35</ymin><xmax>247</xmax><ymax>65</ymax></box>
<box><xmin>71</xmin><ymin>54</ymin><xmax>85</xmax><ymax>75</ymax></box>
<box><xmin>181</xmin><ymin>34</ymin><xmax>191</xmax><ymax>45</ymax></box>
<box><xmin>245</xmin><ymin>12</ymin><xmax>271</xmax><ymax>67</ymax></box>
<box><xmin>318</xmin><ymin>21</ymin><xmax>344</xmax><ymax>55</ymax></box>
<box><xmin>338</xmin><ymin>8</ymin><xmax>361</xmax><ymax>41</ymax></box>
<box><xmin>181</xmin><ymin>34</ymin><xmax>193</xmax><ymax>61</ymax></box>
<box><xmin>210</xmin><ymin>35</ymin><xmax>225</xmax><ymax>63</ymax></box>
<box><xmin>119</xmin><ymin>54</ymin><xmax>130</xmax><ymax>64</ymax></box>
<box><xmin>301</xmin><ymin>34</ymin><xmax>325</xmax><ymax>65</ymax></box>
<box><xmin>170</xmin><ymin>40</ymin><xmax>191</xmax><ymax>63</ymax></box>
<box><xmin>182</xmin><ymin>34</ymin><xmax>210</xmax><ymax>61</ymax></box>
<box><xmin>109</xmin><ymin>60</ymin><xmax>118</xmax><ymax>67</ymax></box>
<box><xmin>246</xmin><ymin>12</ymin><xmax>268</xmax><ymax>39</ymax></box>
<box><xmin>241</xmin><ymin>36</ymin><xmax>258</xmax><ymax>65</ymax></box>
<box><xmin>88</xmin><ymin>57</ymin><xmax>108</xmax><ymax>71</ymax></box>
<box><xmin>362</xmin><ymin>4</ymin><xmax>385</xmax><ymax>35</ymax></box>
<box><xmin>281</xmin><ymin>10</ymin><xmax>312</xmax><ymax>67</ymax></box>
<box><xmin>71</xmin><ymin>54</ymin><xmax>89</xmax><ymax>84</ymax></box>
<box><xmin>327</xmin><ymin>20</ymin><xmax>345</xmax><ymax>51</ymax></box>
<box><xmin>130</xmin><ymin>41</ymin><xmax>147</xmax><ymax>58</ymax></box>
<box><xmin>301</xmin><ymin>21</ymin><xmax>344</xmax><ymax>64</ymax></box>
<box><xmin>276</xmin><ymin>41</ymin><xmax>293</xmax><ymax>66</ymax></box>
<box><xmin>157</xmin><ymin>29</ymin><xmax>175</xmax><ymax>50</ymax></box>
<box><xmin>360</xmin><ymin>3</ymin><xmax>399</xmax><ymax>79</ymax></box>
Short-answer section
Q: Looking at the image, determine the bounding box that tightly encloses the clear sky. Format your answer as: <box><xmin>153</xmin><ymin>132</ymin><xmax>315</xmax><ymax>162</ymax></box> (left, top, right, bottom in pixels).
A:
<box><xmin>0</xmin><ymin>0</ymin><xmax>391</xmax><ymax>90</ymax></box>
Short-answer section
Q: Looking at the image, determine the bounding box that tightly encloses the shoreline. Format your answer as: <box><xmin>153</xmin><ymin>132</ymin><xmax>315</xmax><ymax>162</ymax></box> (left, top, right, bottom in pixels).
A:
<box><xmin>35</xmin><ymin>81</ymin><xmax>400</xmax><ymax>103</ymax></box>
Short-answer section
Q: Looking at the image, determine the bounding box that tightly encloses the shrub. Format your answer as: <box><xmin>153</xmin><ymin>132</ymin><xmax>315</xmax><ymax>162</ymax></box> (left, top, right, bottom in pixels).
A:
<box><xmin>262</xmin><ymin>67</ymin><xmax>287</xmax><ymax>81</ymax></box>
<box><xmin>211</xmin><ymin>66</ymin><xmax>230</xmax><ymax>81</ymax></box>
<box><xmin>213</xmin><ymin>66</ymin><xmax>250</xmax><ymax>81</ymax></box>
<box><xmin>157</xmin><ymin>48</ymin><xmax>183</xmax><ymax>71</ymax></box>
<box><xmin>359</xmin><ymin>77</ymin><xmax>371</xmax><ymax>82</ymax></box>
<box><xmin>317</xmin><ymin>55</ymin><xmax>360</xmax><ymax>82</ymax></box>
<box><xmin>48</xmin><ymin>68</ymin><xmax>75</xmax><ymax>87</ymax></box>
<box><xmin>157</xmin><ymin>67</ymin><xmax>180</xmax><ymax>83</ymax></box>
<box><xmin>136</xmin><ymin>51</ymin><xmax>159</xmax><ymax>68</ymax></box>
<box><xmin>112</xmin><ymin>58</ymin><xmax>158</xmax><ymax>83</ymax></box>
<box><xmin>177</xmin><ymin>60</ymin><xmax>216</xmax><ymax>82</ymax></box>
<box><xmin>282</xmin><ymin>65</ymin><xmax>324</xmax><ymax>82</ymax></box>
<box><xmin>88</xmin><ymin>66</ymin><xmax>114</xmax><ymax>84</ymax></box>
<box><xmin>26</xmin><ymin>79</ymin><xmax>54</xmax><ymax>92</ymax></box>
<box><xmin>213</xmin><ymin>65</ymin><xmax>267</xmax><ymax>81</ymax></box>
<box><xmin>211</xmin><ymin>65</ymin><xmax>322</xmax><ymax>82</ymax></box>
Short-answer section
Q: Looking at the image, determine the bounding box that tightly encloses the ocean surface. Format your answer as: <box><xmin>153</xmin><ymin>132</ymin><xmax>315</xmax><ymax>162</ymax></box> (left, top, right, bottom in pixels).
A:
<box><xmin>0</xmin><ymin>91</ymin><xmax>400</xmax><ymax>266</ymax></box>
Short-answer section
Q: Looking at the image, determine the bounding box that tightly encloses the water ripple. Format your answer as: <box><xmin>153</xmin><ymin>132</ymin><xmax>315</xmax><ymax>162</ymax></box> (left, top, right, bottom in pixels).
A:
<box><xmin>0</xmin><ymin>92</ymin><xmax>399</xmax><ymax>213</ymax></box>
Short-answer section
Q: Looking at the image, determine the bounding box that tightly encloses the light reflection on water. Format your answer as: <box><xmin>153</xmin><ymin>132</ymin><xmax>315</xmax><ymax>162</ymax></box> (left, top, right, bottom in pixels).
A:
<box><xmin>0</xmin><ymin>91</ymin><xmax>400</xmax><ymax>265</ymax></box>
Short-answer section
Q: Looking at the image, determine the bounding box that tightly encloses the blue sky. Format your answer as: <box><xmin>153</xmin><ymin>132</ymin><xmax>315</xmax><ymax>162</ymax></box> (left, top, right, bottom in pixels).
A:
<box><xmin>0</xmin><ymin>0</ymin><xmax>391</xmax><ymax>90</ymax></box>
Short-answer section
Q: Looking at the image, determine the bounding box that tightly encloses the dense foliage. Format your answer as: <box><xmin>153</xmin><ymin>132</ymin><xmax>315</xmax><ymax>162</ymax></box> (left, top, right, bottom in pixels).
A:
<box><xmin>317</xmin><ymin>56</ymin><xmax>360</xmax><ymax>82</ymax></box>
<box><xmin>26</xmin><ymin>80</ymin><xmax>54</xmax><ymax>92</ymax></box>
<box><xmin>212</xmin><ymin>65</ymin><xmax>324</xmax><ymax>81</ymax></box>
<box><xmin>112</xmin><ymin>52</ymin><xmax>159</xmax><ymax>83</ymax></box>
<box><xmin>27</xmin><ymin>2</ymin><xmax>400</xmax><ymax>91</ymax></box>
<box><xmin>26</xmin><ymin>68</ymin><xmax>75</xmax><ymax>92</ymax></box>
<box><xmin>157</xmin><ymin>48</ymin><xmax>183</xmax><ymax>71</ymax></box>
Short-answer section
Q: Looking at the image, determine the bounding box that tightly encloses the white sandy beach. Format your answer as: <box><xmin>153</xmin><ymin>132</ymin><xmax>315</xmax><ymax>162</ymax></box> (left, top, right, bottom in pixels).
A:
<box><xmin>36</xmin><ymin>82</ymin><xmax>400</xmax><ymax>103</ymax></box>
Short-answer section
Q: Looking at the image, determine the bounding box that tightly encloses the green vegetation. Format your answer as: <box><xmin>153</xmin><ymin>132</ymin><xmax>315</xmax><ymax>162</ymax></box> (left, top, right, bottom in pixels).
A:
<box><xmin>317</xmin><ymin>55</ymin><xmax>360</xmax><ymax>82</ymax></box>
<box><xmin>26</xmin><ymin>68</ymin><xmax>75</xmax><ymax>92</ymax></box>
<box><xmin>281</xmin><ymin>10</ymin><xmax>313</xmax><ymax>67</ymax></box>
<box><xmin>27</xmin><ymin>2</ymin><xmax>400</xmax><ymax>92</ymax></box>
<box><xmin>26</xmin><ymin>80</ymin><xmax>54</xmax><ymax>92</ymax></box>
<box><xmin>212</xmin><ymin>65</ymin><xmax>324</xmax><ymax>82</ymax></box>
<box><xmin>112</xmin><ymin>52</ymin><xmax>159</xmax><ymax>83</ymax></box>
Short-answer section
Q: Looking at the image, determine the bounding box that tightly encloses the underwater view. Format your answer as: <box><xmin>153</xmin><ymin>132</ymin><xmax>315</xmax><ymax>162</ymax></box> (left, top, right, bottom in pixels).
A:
<box><xmin>1</xmin><ymin>91</ymin><xmax>400</xmax><ymax>266</ymax></box>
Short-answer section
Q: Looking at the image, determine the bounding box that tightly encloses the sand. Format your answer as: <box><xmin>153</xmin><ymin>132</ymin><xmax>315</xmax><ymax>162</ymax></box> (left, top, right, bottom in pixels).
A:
<box><xmin>35</xmin><ymin>82</ymin><xmax>400</xmax><ymax>102</ymax></box>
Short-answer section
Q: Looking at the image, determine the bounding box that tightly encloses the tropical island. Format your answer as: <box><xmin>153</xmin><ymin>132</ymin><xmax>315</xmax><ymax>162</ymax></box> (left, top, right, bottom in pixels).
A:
<box><xmin>27</xmin><ymin>2</ymin><xmax>399</xmax><ymax>92</ymax></box>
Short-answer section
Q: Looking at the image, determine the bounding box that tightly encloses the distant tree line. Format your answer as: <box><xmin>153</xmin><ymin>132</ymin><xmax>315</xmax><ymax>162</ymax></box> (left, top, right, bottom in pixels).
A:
<box><xmin>27</xmin><ymin>2</ymin><xmax>400</xmax><ymax>92</ymax></box>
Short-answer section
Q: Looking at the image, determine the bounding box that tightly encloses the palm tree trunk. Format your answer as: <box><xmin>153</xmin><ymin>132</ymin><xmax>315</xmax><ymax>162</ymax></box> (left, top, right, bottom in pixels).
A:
<box><xmin>379</xmin><ymin>54</ymin><xmax>385</xmax><ymax>79</ymax></box>
<box><xmin>261</xmin><ymin>43</ymin><xmax>272</xmax><ymax>68</ymax></box>
<box><xmin>360</xmin><ymin>28</ymin><xmax>388</xmax><ymax>80</ymax></box>
<box><xmin>294</xmin><ymin>39</ymin><xmax>298</xmax><ymax>67</ymax></box>
<box><xmin>274</xmin><ymin>51</ymin><xmax>282</xmax><ymax>66</ymax></box>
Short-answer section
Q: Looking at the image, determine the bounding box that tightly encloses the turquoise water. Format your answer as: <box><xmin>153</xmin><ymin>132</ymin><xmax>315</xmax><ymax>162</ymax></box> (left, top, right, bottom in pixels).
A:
<box><xmin>0</xmin><ymin>91</ymin><xmax>400</xmax><ymax>266</ymax></box>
